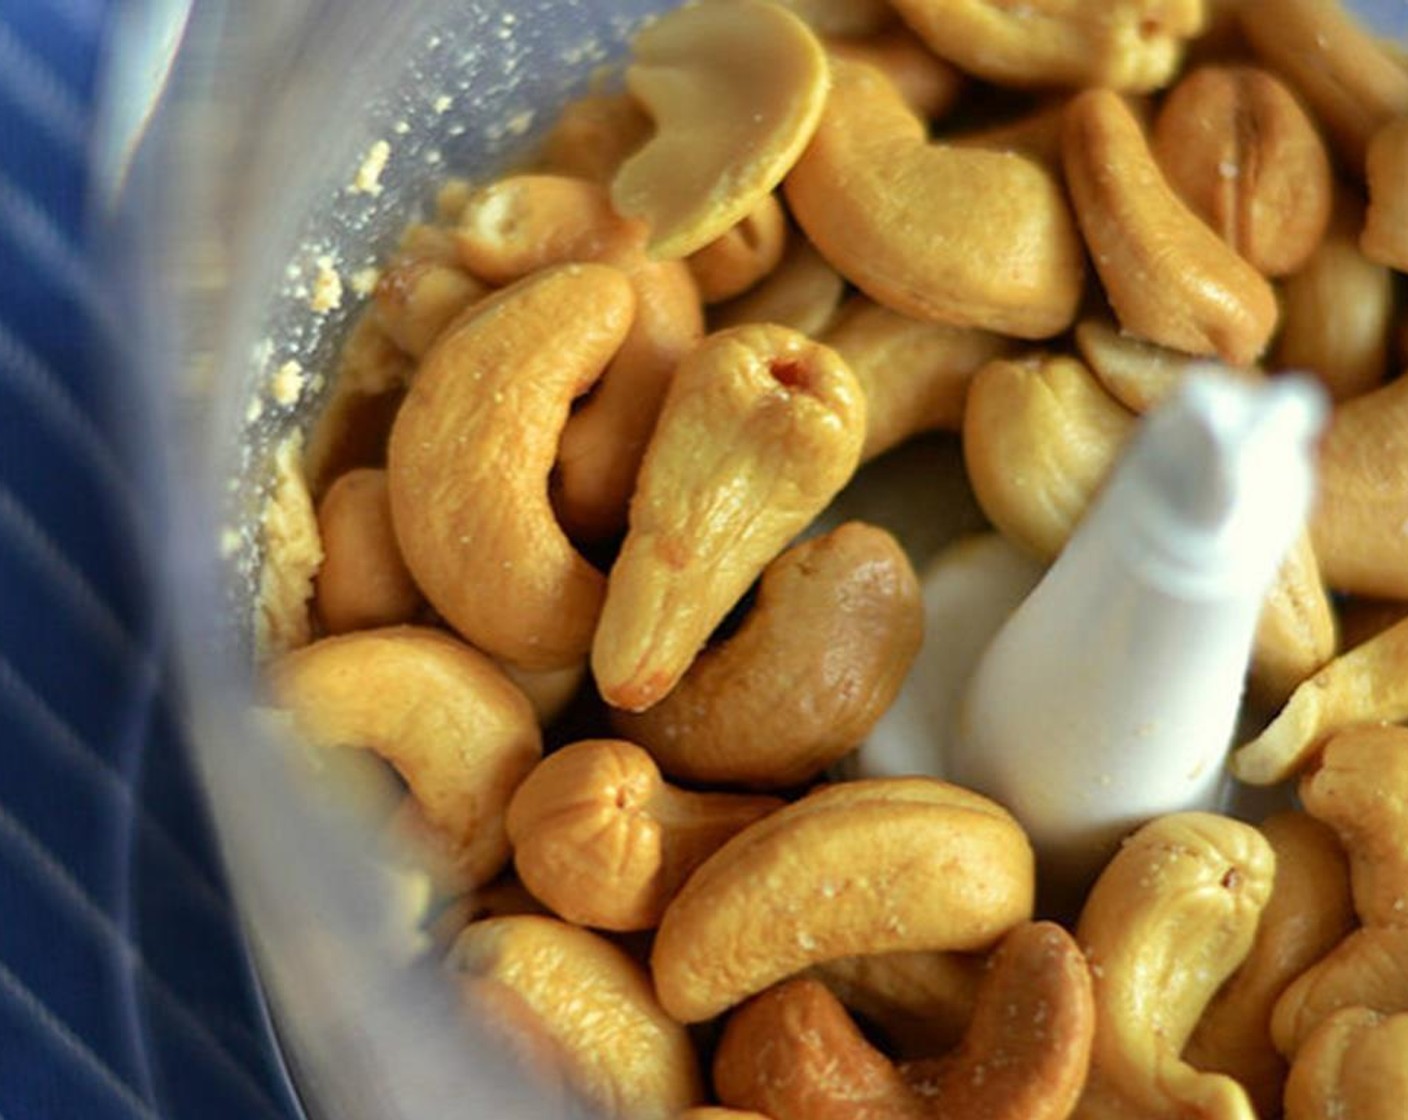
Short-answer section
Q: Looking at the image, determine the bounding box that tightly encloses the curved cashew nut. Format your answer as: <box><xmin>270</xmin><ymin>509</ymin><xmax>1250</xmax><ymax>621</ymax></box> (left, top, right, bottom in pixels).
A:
<box><xmin>313</xmin><ymin>468</ymin><xmax>422</xmax><ymax>635</ymax></box>
<box><xmin>1284</xmin><ymin>1007</ymin><xmax>1408</xmax><ymax>1120</ymax></box>
<box><xmin>785</xmin><ymin>56</ymin><xmax>1084</xmax><ymax>339</ymax></box>
<box><xmin>686</xmin><ymin>194</ymin><xmax>789</xmax><ymax>304</ymax></box>
<box><xmin>610</xmin><ymin>521</ymin><xmax>923</xmax><ymax>789</ymax></box>
<box><xmin>1183</xmin><ymin>811</ymin><xmax>1356</xmax><ymax>1118</ymax></box>
<box><xmin>268</xmin><ymin>626</ymin><xmax>542</xmax><ymax>888</ymax></box>
<box><xmin>713</xmin><ymin>922</ymin><xmax>1094</xmax><ymax>1120</ymax></box>
<box><xmin>1063</xmin><ymin>89</ymin><xmax>1278</xmax><ymax>368</ymax></box>
<box><xmin>496</xmin><ymin>659</ymin><xmax>586</xmax><ymax>729</ymax></box>
<box><xmin>447</xmin><ymin>914</ymin><xmax>703</xmax><ymax>1118</ymax></box>
<box><xmin>612</xmin><ymin>0</ymin><xmax>830</xmax><ymax>259</ymax></box>
<box><xmin>505</xmin><ymin>739</ymin><xmax>781</xmax><ymax>931</ymax></box>
<box><xmin>1300</xmin><ymin>724</ymin><xmax>1408</xmax><ymax>928</ymax></box>
<box><xmin>710</xmin><ymin>235</ymin><xmax>847</xmax><ymax>339</ymax></box>
<box><xmin>1271</xmin><ymin>927</ymin><xmax>1408</xmax><ymax>1058</ymax></box>
<box><xmin>651</xmin><ymin>777</ymin><xmax>1035</xmax><ymax>1023</ymax></box>
<box><xmin>1073</xmin><ymin>812</ymin><xmax>1275</xmax><ymax>1120</ymax></box>
<box><xmin>592</xmin><ymin>323</ymin><xmax>865</xmax><ymax>713</ymax></box>
<box><xmin>387</xmin><ymin>263</ymin><xmax>635</xmax><ymax>670</ymax></box>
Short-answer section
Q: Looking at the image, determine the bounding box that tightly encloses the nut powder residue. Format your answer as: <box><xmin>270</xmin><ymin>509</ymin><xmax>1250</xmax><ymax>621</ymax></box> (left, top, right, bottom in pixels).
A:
<box><xmin>254</xmin><ymin>432</ymin><xmax>324</xmax><ymax>660</ymax></box>
<box><xmin>352</xmin><ymin>139</ymin><xmax>392</xmax><ymax>197</ymax></box>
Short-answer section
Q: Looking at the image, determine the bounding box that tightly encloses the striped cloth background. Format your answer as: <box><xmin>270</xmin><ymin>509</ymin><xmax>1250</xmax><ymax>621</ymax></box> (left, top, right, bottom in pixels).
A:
<box><xmin>0</xmin><ymin>3</ymin><xmax>300</xmax><ymax>1117</ymax></box>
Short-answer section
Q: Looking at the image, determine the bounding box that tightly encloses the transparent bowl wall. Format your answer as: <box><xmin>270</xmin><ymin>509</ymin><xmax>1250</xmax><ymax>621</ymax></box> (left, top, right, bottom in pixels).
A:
<box><xmin>114</xmin><ymin>1</ymin><xmax>1408</xmax><ymax>1117</ymax></box>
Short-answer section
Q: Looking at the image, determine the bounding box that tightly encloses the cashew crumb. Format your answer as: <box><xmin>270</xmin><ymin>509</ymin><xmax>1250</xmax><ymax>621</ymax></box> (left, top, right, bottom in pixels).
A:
<box><xmin>254</xmin><ymin>432</ymin><xmax>323</xmax><ymax>660</ymax></box>
<box><xmin>270</xmin><ymin>360</ymin><xmax>306</xmax><ymax>407</ymax></box>
<box><xmin>352</xmin><ymin>140</ymin><xmax>391</xmax><ymax>196</ymax></box>
<box><xmin>246</xmin><ymin>396</ymin><xmax>264</xmax><ymax>425</ymax></box>
<box><xmin>433</xmin><ymin>94</ymin><xmax>453</xmax><ymax>114</ymax></box>
<box><xmin>350</xmin><ymin>267</ymin><xmax>381</xmax><ymax>297</ymax></box>
<box><xmin>219</xmin><ymin>526</ymin><xmax>243</xmax><ymax>558</ymax></box>
<box><xmin>309</xmin><ymin>257</ymin><xmax>344</xmax><ymax>313</ymax></box>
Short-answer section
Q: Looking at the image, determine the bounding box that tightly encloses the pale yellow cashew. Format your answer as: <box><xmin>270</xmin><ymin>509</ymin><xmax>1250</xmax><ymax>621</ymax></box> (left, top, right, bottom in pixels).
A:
<box><xmin>1271</xmin><ymin>927</ymin><xmax>1408</xmax><ymax>1057</ymax></box>
<box><xmin>686</xmin><ymin>194</ymin><xmax>789</xmax><ymax>305</ymax></box>
<box><xmin>710</xmin><ymin>235</ymin><xmax>846</xmax><ymax>339</ymax></box>
<box><xmin>1284</xmin><ymin>1007</ymin><xmax>1408</xmax><ymax>1120</ymax></box>
<box><xmin>825</xmin><ymin>25</ymin><xmax>965</xmax><ymax>120</ymax></box>
<box><xmin>784</xmin><ymin>56</ymin><xmax>1086</xmax><ymax>339</ymax></box>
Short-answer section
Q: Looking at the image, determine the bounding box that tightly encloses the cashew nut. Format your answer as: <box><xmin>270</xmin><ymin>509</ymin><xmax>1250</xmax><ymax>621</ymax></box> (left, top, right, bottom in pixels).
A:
<box><xmin>611</xmin><ymin>0</ymin><xmax>830</xmax><ymax>259</ymax></box>
<box><xmin>447</xmin><ymin>914</ymin><xmax>703</xmax><ymax>1118</ymax></box>
<box><xmin>1072</xmin><ymin>812</ymin><xmax>1275</xmax><ymax>1120</ymax></box>
<box><xmin>1232</xmin><ymin>614</ymin><xmax>1408</xmax><ymax>785</ymax></box>
<box><xmin>771</xmin><ymin>0</ymin><xmax>897</xmax><ymax>36</ymax></box>
<box><xmin>651</xmin><ymin>776</ymin><xmax>1035</xmax><ymax>1023</ymax></box>
<box><xmin>823</xmin><ymin>296</ymin><xmax>1017</xmax><ymax>462</ymax></box>
<box><xmin>713</xmin><ymin>922</ymin><xmax>1093</xmax><ymax>1120</ymax></box>
<box><xmin>313</xmin><ymin>468</ymin><xmax>422</xmax><ymax>635</ymax></box>
<box><xmin>505</xmin><ymin>738</ymin><xmax>781</xmax><ymax>931</ymax></box>
<box><xmin>686</xmin><ymin>194</ymin><xmax>789</xmax><ymax>304</ymax></box>
<box><xmin>784</xmin><ymin>56</ymin><xmax>1085</xmax><ymax>339</ymax></box>
<box><xmin>591</xmin><ymin>323</ymin><xmax>865</xmax><ymax>713</ymax></box>
<box><xmin>387</xmin><ymin>263</ymin><xmax>634</xmax><ymax>670</ymax></box>
<box><xmin>1151</xmin><ymin>64</ymin><xmax>1333</xmax><ymax>277</ymax></box>
<box><xmin>537</xmin><ymin>92</ymin><xmax>651</xmax><ymax>184</ymax></box>
<box><xmin>954</xmin><ymin>99</ymin><xmax>1071</xmax><ymax>167</ymax></box>
<box><xmin>710</xmin><ymin>234</ymin><xmax>847</xmax><ymax>339</ymax></box>
<box><xmin>1363</xmin><ymin>117</ymin><xmax>1408</xmax><ymax>271</ymax></box>
<box><xmin>1183</xmin><ymin>811</ymin><xmax>1356</xmax><ymax>1118</ymax></box>
<box><xmin>885</xmin><ymin>0</ymin><xmax>1205</xmax><ymax>92</ymax></box>
<box><xmin>825</xmin><ymin>26</ymin><xmax>965</xmax><ymax>119</ymax></box>
<box><xmin>1271</xmin><ymin>927</ymin><xmax>1408</xmax><ymax>1057</ymax></box>
<box><xmin>610</xmin><ymin>522</ymin><xmax>922</xmax><ymax>788</ymax></box>
<box><xmin>371</xmin><ymin>254</ymin><xmax>486</xmax><ymax>359</ymax></box>
<box><xmin>1063</xmin><ymin>88</ymin><xmax>1280</xmax><ymax>368</ymax></box>
<box><xmin>268</xmin><ymin>626</ymin><xmax>542</xmax><ymax>889</ymax></box>
<box><xmin>497</xmin><ymin>660</ymin><xmax>586</xmax><ymax>729</ymax></box>
<box><xmin>1284</xmin><ymin>1007</ymin><xmax>1408</xmax><ymax>1120</ymax></box>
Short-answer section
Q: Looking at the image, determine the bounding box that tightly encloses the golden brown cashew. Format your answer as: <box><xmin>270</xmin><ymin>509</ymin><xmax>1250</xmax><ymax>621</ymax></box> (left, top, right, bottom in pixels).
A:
<box><xmin>1238</xmin><ymin>0</ymin><xmax>1408</xmax><ymax>167</ymax></box>
<box><xmin>313</xmin><ymin>468</ymin><xmax>422</xmax><ymax>635</ymax></box>
<box><xmin>610</xmin><ymin>522</ymin><xmax>922</xmax><ymax>789</ymax></box>
<box><xmin>1063</xmin><ymin>89</ymin><xmax>1280</xmax><ymax>368</ymax></box>
<box><xmin>1363</xmin><ymin>118</ymin><xmax>1408</xmax><ymax>270</ymax></box>
<box><xmin>1232</xmin><ymin>614</ymin><xmax>1408</xmax><ymax>785</ymax></box>
<box><xmin>784</xmin><ymin>57</ymin><xmax>1085</xmax><ymax>339</ymax></box>
<box><xmin>1073</xmin><ymin>812</ymin><xmax>1275</xmax><ymax>1120</ymax></box>
<box><xmin>823</xmin><ymin>296</ymin><xmax>1017</xmax><ymax>462</ymax></box>
<box><xmin>505</xmin><ymin>739</ymin><xmax>781</xmax><ymax>931</ymax></box>
<box><xmin>1300</xmin><ymin>725</ymin><xmax>1408</xmax><ymax>928</ymax></box>
<box><xmin>686</xmin><ymin>194</ymin><xmax>789</xmax><ymax>304</ymax></box>
<box><xmin>651</xmin><ymin>777</ymin><xmax>1035</xmax><ymax>1023</ymax></box>
<box><xmin>1184</xmin><ymin>812</ymin><xmax>1356</xmax><ymax>1118</ymax></box>
<box><xmin>1284</xmin><ymin>1007</ymin><xmax>1408</xmax><ymax>1120</ymax></box>
<box><xmin>885</xmin><ymin>0</ymin><xmax>1205</xmax><ymax>91</ymax></box>
<box><xmin>387</xmin><ymin>264</ymin><xmax>635</xmax><ymax>670</ymax></box>
<box><xmin>1271</xmin><ymin>927</ymin><xmax>1408</xmax><ymax>1057</ymax></box>
<box><xmin>371</xmin><ymin>255</ymin><xmax>487</xmax><ymax>359</ymax></box>
<box><xmin>1152</xmin><ymin>65</ymin><xmax>1333</xmax><ymax>278</ymax></box>
<box><xmin>447</xmin><ymin>915</ymin><xmax>703</xmax><ymax>1118</ymax></box>
<box><xmin>714</xmin><ymin>922</ymin><xmax>1094</xmax><ymax>1120</ymax></box>
<box><xmin>268</xmin><ymin>626</ymin><xmax>542</xmax><ymax>889</ymax></box>
<box><xmin>825</xmin><ymin>26</ymin><xmax>965</xmax><ymax>120</ymax></box>
<box><xmin>537</xmin><ymin>92</ymin><xmax>652</xmax><ymax>184</ymax></box>
<box><xmin>612</xmin><ymin>0</ymin><xmax>830</xmax><ymax>259</ymax></box>
<box><xmin>592</xmin><ymin>324</ymin><xmax>865</xmax><ymax>713</ymax></box>
<box><xmin>710</xmin><ymin>235</ymin><xmax>847</xmax><ymax>339</ymax></box>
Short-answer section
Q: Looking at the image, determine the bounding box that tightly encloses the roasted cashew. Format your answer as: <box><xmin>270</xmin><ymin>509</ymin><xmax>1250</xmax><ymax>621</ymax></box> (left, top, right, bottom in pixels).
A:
<box><xmin>313</xmin><ymin>468</ymin><xmax>422</xmax><ymax>635</ymax></box>
<box><xmin>1072</xmin><ymin>812</ymin><xmax>1275</xmax><ymax>1120</ymax></box>
<box><xmin>425</xmin><ymin>872</ymin><xmax>549</xmax><ymax>953</ymax></box>
<box><xmin>455</xmin><ymin>174</ymin><xmax>704</xmax><ymax>541</ymax></box>
<box><xmin>447</xmin><ymin>914</ymin><xmax>703</xmax><ymax>1118</ymax></box>
<box><xmin>1232</xmin><ymin>614</ymin><xmax>1408</xmax><ymax>785</ymax></box>
<box><xmin>710</xmin><ymin>234</ymin><xmax>846</xmax><ymax>339</ymax></box>
<box><xmin>1300</xmin><ymin>724</ymin><xmax>1408</xmax><ymax>928</ymax></box>
<box><xmin>1238</xmin><ymin>0</ymin><xmax>1408</xmax><ymax>167</ymax></box>
<box><xmin>885</xmin><ymin>0</ymin><xmax>1205</xmax><ymax>92</ymax></box>
<box><xmin>386</xmin><ymin>263</ymin><xmax>635</xmax><ymax>670</ymax></box>
<box><xmin>784</xmin><ymin>57</ymin><xmax>1085</xmax><ymax>339</ymax></box>
<box><xmin>505</xmin><ymin>739</ymin><xmax>781</xmax><ymax>931</ymax></box>
<box><xmin>1363</xmin><ymin>118</ymin><xmax>1408</xmax><ymax>271</ymax></box>
<box><xmin>610</xmin><ymin>522</ymin><xmax>922</xmax><ymax>788</ymax></box>
<box><xmin>1063</xmin><ymin>89</ymin><xmax>1280</xmax><ymax>368</ymax></box>
<box><xmin>1151</xmin><ymin>64</ymin><xmax>1333</xmax><ymax>277</ymax></box>
<box><xmin>825</xmin><ymin>26</ymin><xmax>965</xmax><ymax>120</ymax></box>
<box><xmin>612</xmin><ymin>0</ymin><xmax>830</xmax><ymax>259</ymax></box>
<box><xmin>1271</xmin><ymin>927</ymin><xmax>1408</xmax><ymax>1057</ymax></box>
<box><xmin>268</xmin><ymin>626</ymin><xmax>542</xmax><ymax>889</ymax></box>
<box><xmin>537</xmin><ymin>92</ymin><xmax>652</xmax><ymax>184</ymax></box>
<box><xmin>591</xmin><ymin>324</ymin><xmax>865</xmax><ymax>713</ymax></box>
<box><xmin>1284</xmin><ymin>1007</ymin><xmax>1408</xmax><ymax>1120</ymax></box>
<box><xmin>686</xmin><ymin>194</ymin><xmax>789</xmax><ymax>304</ymax></box>
<box><xmin>1184</xmin><ymin>811</ymin><xmax>1356</xmax><ymax>1118</ymax></box>
<box><xmin>823</xmin><ymin>296</ymin><xmax>1017</xmax><ymax>462</ymax></box>
<box><xmin>713</xmin><ymin>922</ymin><xmax>1093</xmax><ymax>1120</ymax></box>
<box><xmin>371</xmin><ymin>254</ymin><xmax>486</xmax><ymax>359</ymax></box>
<box><xmin>651</xmin><ymin>777</ymin><xmax>1035</xmax><ymax>1023</ymax></box>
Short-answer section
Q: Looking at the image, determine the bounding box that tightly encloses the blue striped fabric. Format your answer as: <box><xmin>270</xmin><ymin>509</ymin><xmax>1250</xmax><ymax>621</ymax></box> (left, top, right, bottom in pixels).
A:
<box><xmin>0</xmin><ymin>4</ymin><xmax>299</xmax><ymax>1117</ymax></box>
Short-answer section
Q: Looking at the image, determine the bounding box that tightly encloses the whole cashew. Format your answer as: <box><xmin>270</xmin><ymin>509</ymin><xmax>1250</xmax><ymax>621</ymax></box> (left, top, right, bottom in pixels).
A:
<box><xmin>1072</xmin><ymin>812</ymin><xmax>1275</xmax><ymax>1120</ymax></box>
<box><xmin>884</xmin><ymin>0</ymin><xmax>1205</xmax><ymax>92</ymax></box>
<box><xmin>611</xmin><ymin>0</ymin><xmax>830</xmax><ymax>259</ymax></box>
<box><xmin>713</xmin><ymin>922</ymin><xmax>1094</xmax><ymax>1120</ymax></box>
<box><xmin>447</xmin><ymin>914</ymin><xmax>704</xmax><ymax>1118</ymax></box>
<box><xmin>1284</xmin><ymin>1007</ymin><xmax>1408</xmax><ymax>1120</ymax></box>
<box><xmin>651</xmin><ymin>777</ymin><xmax>1035</xmax><ymax>1023</ymax></box>
<box><xmin>268</xmin><ymin>626</ymin><xmax>542</xmax><ymax>889</ymax></box>
<box><xmin>505</xmin><ymin>739</ymin><xmax>781</xmax><ymax>931</ymax></box>
<box><xmin>1362</xmin><ymin>118</ymin><xmax>1408</xmax><ymax>271</ymax></box>
<box><xmin>1183</xmin><ymin>811</ymin><xmax>1356</xmax><ymax>1118</ymax></box>
<box><xmin>386</xmin><ymin>263</ymin><xmax>635</xmax><ymax>670</ymax></box>
<box><xmin>825</xmin><ymin>26</ymin><xmax>965</xmax><ymax>119</ymax></box>
<box><xmin>1063</xmin><ymin>89</ymin><xmax>1280</xmax><ymax>368</ymax></box>
<box><xmin>686</xmin><ymin>194</ymin><xmax>789</xmax><ymax>304</ymax></box>
<box><xmin>710</xmin><ymin>235</ymin><xmax>847</xmax><ymax>339</ymax></box>
<box><xmin>592</xmin><ymin>323</ymin><xmax>865</xmax><ymax>713</ymax></box>
<box><xmin>609</xmin><ymin>522</ymin><xmax>923</xmax><ymax>789</ymax></box>
<box><xmin>313</xmin><ymin>467</ymin><xmax>422</xmax><ymax>635</ymax></box>
<box><xmin>1300</xmin><ymin>724</ymin><xmax>1408</xmax><ymax>928</ymax></box>
<box><xmin>1271</xmin><ymin>927</ymin><xmax>1408</xmax><ymax>1057</ymax></box>
<box><xmin>784</xmin><ymin>56</ymin><xmax>1086</xmax><ymax>339</ymax></box>
<box><xmin>537</xmin><ymin>92</ymin><xmax>651</xmax><ymax>184</ymax></box>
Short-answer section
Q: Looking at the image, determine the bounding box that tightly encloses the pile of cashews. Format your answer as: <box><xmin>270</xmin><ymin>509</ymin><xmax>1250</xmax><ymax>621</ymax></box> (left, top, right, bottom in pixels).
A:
<box><xmin>254</xmin><ymin>0</ymin><xmax>1408</xmax><ymax>1115</ymax></box>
